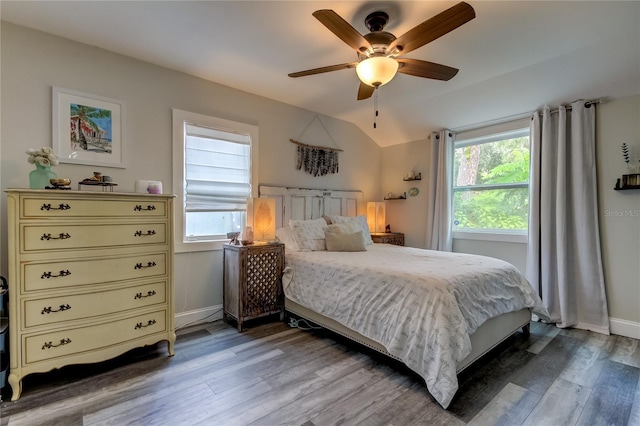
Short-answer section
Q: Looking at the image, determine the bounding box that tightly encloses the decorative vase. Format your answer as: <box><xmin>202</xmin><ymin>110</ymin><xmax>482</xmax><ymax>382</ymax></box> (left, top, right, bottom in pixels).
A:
<box><xmin>29</xmin><ymin>163</ymin><xmax>57</xmax><ymax>189</ymax></box>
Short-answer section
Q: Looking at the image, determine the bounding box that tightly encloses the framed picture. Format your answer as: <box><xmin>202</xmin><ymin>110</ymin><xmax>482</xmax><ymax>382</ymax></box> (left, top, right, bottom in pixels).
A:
<box><xmin>52</xmin><ymin>87</ymin><xmax>126</xmax><ymax>168</ymax></box>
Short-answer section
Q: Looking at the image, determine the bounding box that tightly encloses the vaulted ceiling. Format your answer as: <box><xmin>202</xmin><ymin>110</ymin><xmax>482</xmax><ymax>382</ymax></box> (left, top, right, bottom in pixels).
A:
<box><xmin>2</xmin><ymin>1</ymin><xmax>639</xmax><ymax>147</ymax></box>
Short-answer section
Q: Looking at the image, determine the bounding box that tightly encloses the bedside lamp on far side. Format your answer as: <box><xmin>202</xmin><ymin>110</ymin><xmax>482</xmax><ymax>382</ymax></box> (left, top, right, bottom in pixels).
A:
<box><xmin>367</xmin><ymin>201</ymin><xmax>386</xmax><ymax>233</ymax></box>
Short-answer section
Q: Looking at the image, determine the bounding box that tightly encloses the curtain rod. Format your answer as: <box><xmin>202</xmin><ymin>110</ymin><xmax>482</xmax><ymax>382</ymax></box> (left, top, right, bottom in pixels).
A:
<box><xmin>451</xmin><ymin>98</ymin><xmax>605</xmax><ymax>133</ymax></box>
<box><xmin>544</xmin><ymin>98</ymin><xmax>603</xmax><ymax>115</ymax></box>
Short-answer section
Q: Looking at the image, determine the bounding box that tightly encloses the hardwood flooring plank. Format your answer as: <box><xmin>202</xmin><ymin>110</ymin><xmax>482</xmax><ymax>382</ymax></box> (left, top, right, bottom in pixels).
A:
<box><xmin>558</xmin><ymin>330</ymin><xmax>614</xmax><ymax>388</ymax></box>
<box><xmin>610</xmin><ymin>335</ymin><xmax>640</xmax><ymax>369</ymax></box>
<box><xmin>629</xmin><ymin>377</ymin><xmax>640</xmax><ymax>426</ymax></box>
<box><xmin>355</xmin><ymin>381</ymin><xmax>462</xmax><ymax>426</ymax></box>
<box><xmin>576</xmin><ymin>359</ymin><xmax>639</xmax><ymax>426</ymax></box>
<box><xmin>179</xmin><ymin>377</ymin><xmax>274</xmax><ymax>424</ymax></box>
<box><xmin>521</xmin><ymin>378</ymin><xmax>591</xmax><ymax>426</ymax></box>
<box><xmin>197</xmin><ymin>373</ymin><xmax>329</xmax><ymax>425</ymax></box>
<box><xmin>448</xmin><ymin>344</ymin><xmax>536</xmax><ymax>422</ymax></box>
<box><xmin>467</xmin><ymin>382</ymin><xmax>541</xmax><ymax>426</ymax></box>
<box><xmin>524</xmin><ymin>323</ymin><xmax>561</xmax><ymax>354</ymax></box>
<box><xmin>247</xmin><ymin>368</ymin><xmax>380</xmax><ymax>426</ymax></box>
<box><xmin>509</xmin><ymin>333</ymin><xmax>580</xmax><ymax>395</ymax></box>
<box><xmin>309</xmin><ymin>367</ymin><xmax>412</xmax><ymax>425</ymax></box>
<box><xmin>83</xmin><ymin>382</ymin><xmax>215</xmax><ymax>426</ymax></box>
<box><xmin>207</xmin><ymin>334</ymin><xmax>346</xmax><ymax>394</ymax></box>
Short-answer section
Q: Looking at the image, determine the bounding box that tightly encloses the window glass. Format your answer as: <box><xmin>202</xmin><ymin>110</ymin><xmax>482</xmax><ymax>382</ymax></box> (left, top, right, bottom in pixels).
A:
<box><xmin>453</xmin><ymin>129</ymin><xmax>530</xmax><ymax>233</ymax></box>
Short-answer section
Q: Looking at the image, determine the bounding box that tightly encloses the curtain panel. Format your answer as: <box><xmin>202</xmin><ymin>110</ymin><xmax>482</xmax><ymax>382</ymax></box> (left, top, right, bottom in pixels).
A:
<box><xmin>425</xmin><ymin>130</ymin><xmax>454</xmax><ymax>251</ymax></box>
<box><xmin>526</xmin><ymin>101</ymin><xmax>609</xmax><ymax>334</ymax></box>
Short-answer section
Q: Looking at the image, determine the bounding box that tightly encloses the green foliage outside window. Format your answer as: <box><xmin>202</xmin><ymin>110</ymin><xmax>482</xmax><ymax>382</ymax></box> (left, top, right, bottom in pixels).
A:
<box><xmin>453</xmin><ymin>136</ymin><xmax>530</xmax><ymax>231</ymax></box>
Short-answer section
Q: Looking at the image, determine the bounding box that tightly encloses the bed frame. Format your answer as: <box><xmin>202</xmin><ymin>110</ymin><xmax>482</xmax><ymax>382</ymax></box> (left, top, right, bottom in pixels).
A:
<box><xmin>259</xmin><ymin>185</ymin><xmax>532</xmax><ymax>374</ymax></box>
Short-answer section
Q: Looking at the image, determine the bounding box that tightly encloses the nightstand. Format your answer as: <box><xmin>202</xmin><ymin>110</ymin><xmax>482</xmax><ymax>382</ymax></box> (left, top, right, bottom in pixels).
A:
<box><xmin>223</xmin><ymin>242</ymin><xmax>285</xmax><ymax>331</ymax></box>
<box><xmin>371</xmin><ymin>232</ymin><xmax>405</xmax><ymax>246</ymax></box>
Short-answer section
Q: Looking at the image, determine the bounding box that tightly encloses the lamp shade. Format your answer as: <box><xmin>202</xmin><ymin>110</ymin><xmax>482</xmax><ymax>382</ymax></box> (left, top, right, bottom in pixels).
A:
<box><xmin>356</xmin><ymin>56</ymin><xmax>399</xmax><ymax>87</ymax></box>
<box><xmin>251</xmin><ymin>197</ymin><xmax>276</xmax><ymax>241</ymax></box>
<box><xmin>366</xmin><ymin>201</ymin><xmax>386</xmax><ymax>233</ymax></box>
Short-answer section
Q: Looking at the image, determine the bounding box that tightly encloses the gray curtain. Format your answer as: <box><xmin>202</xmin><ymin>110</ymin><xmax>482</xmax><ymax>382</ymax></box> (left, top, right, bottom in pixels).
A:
<box><xmin>526</xmin><ymin>101</ymin><xmax>609</xmax><ymax>334</ymax></box>
<box><xmin>425</xmin><ymin>130</ymin><xmax>453</xmax><ymax>251</ymax></box>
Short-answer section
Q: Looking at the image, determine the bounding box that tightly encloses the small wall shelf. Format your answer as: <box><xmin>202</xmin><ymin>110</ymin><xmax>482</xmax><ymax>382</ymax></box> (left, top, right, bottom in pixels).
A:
<box><xmin>384</xmin><ymin>192</ymin><xmax>406</xmax><ymax>200</ymax></box>
<box><xmin>614</xmin><ymin>173</ymin><xmax>640</xmax><ymax>190</ymax></box>
<box><xmin>403</xmin><ymin>172</ymin><xmax>422</xmax><ymax>181</ymax></box>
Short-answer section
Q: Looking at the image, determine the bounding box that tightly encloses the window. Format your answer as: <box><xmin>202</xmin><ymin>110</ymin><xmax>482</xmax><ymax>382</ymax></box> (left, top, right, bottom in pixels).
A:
<box><xmin>173</xmin><ymin>109</ymin><xmax>258</xmax><ymax>252</ymax></box>
<box><xmin>452</xmin><ymin>127</ymin><xmax>530</xmax><ymax>242</ymax></box>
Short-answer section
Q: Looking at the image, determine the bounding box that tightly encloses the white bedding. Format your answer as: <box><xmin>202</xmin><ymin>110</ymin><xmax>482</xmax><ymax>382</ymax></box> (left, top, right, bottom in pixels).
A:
<box><xmin>282</xmin><ymin>244</ymin><xmax>548</xmax><ymax>408</ymax></box>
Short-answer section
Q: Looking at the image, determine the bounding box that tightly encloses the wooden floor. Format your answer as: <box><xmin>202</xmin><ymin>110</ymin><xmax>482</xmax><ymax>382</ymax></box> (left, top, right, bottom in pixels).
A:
<box><xmin>1</xmin><ymin>318</ymin><xmax>639</xmax><ymax>426</ymax></box>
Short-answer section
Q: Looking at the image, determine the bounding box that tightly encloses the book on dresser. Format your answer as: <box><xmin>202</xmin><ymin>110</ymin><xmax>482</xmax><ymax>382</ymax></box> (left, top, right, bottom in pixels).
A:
<box><xmin>5</xmin><ymin>189</ymin><xmax>176</xmax><ymax>401</ymax></box>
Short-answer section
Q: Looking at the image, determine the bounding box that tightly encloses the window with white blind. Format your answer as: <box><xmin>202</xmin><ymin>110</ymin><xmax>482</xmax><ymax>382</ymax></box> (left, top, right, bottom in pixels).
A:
<box><xmin>173</xmin><ymin>109</ymin><xmax>258</xmax><ymax>252</ymax></box>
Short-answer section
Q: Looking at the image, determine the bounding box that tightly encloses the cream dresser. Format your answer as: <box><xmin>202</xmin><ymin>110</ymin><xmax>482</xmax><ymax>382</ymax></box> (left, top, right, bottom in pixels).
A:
<box><xmin>5</xmin><ymin>189</ymin><xmax>175</xmax><ymax>401</ymax></box>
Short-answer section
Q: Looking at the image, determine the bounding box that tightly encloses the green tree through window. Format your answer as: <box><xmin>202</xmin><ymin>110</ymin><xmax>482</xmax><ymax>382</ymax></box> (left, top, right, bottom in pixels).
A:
<box><xmin>453</xmin><ymin>130</ymin><xmax>530</xmax><ymax>232</ymax></box>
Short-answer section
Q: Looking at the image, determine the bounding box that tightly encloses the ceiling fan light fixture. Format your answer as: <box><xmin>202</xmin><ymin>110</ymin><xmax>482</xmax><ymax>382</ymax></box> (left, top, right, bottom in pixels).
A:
<box><xmin>356</xmin><ymin>56</ymin><xmax>399</xmax><ymax>87</ymax></box>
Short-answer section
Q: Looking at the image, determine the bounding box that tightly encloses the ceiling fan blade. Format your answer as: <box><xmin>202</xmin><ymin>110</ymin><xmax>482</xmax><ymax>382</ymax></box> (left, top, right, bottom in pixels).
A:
<box><xmin>357</xmin><ymin>82</ymin><xmax>375</xmax><ymax>100</ymax></box>
<box><xmin>313</xmin><ymin>10</ymin><xmax>372</xmax><ymax>53</ymax></box>
<box><xmin>289</xmin><ymin>62</ymin><xmax>359</xmax><ymax>78</ymax></box>
<box><xmin>396</xmin><ymin>58</ymin><xmax>459</xmax><ymax>81</ymax></box>
<box><xmin>388</xmin><ymin>2</ymin><xmax>475</xmax><ymax>56</ymax></box>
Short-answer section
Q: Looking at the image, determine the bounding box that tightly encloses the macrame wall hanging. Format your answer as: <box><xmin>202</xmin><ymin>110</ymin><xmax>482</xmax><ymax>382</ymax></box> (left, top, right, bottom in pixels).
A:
<box><xmin>290</xmin><ymin>115</ymin><xmax>343</xmax><ymax>177</ymax></box>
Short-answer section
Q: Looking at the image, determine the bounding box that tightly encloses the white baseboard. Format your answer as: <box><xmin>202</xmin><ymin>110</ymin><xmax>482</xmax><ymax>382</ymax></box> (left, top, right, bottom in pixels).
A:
<box><xmin>609</xmin><ymin>317</ymin><xmax>640</xmax><ymax>340</ymax></box>
<box><xmin>175</xmin><ymin>304</ymin><xmax>223</xmax><ymax>330</ymax></box>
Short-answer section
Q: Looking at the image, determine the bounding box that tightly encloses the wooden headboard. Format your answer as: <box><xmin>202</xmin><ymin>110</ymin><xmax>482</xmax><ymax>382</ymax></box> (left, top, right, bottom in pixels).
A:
<box><xmin>259</xmin><ymin>185</ymin><xmax>363</xmax><ymax>229</ymax></box>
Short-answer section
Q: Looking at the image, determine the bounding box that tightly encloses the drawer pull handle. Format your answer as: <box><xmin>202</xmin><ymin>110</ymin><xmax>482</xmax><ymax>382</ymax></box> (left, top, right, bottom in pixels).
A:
<box><xmin>134</xmin><ymin>261</ymin><xmax>157</xmax><ymax>270</ymax></box>
<box><xmin>41</xmin><ymin>233</ymin><xmax>71</xmax><ymax>241</ymax></box>
<box><xmin>134</xmin><ymin>319</ymin><xmax>157</xmax><ymax>329</ymax></box>
<box><xmin>134</xmin><ymin>205</ymin><xmax>157</xmax><ymax>211</ymax></box>
<box><xmin>134</xmin><ymin>290</ymin><xmax>157</xmax><ymax>299</ymax></box>
<box><xmin>41</xmin><ymin>304</ymin><xmax>72</xmax><ymax>315</ymax></box>
<box><xmin>40</xmin><ymin>203</ymin><xmax>71</xmax><ymax>211</ymax></box>
<box><xmin>41</xmin><ymin>270</ymin><xmax>71</xmax><ymax>279</ymax></box>
<box><xmin>134</xmin><ymin>230</ymin><xmax>156</xmax><ymax>237</ymax></box>
<box><xmin>42</xmin><ymin>338</ymin><xmax>72</xmax><ymax>350</ymax></box>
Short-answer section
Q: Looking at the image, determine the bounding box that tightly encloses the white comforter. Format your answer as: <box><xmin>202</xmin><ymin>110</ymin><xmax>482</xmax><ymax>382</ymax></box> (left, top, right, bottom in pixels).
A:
<box><xmin>282</xmin><ymin>244</ymin><xmax>548</xmax><ymax>408</ymax></box>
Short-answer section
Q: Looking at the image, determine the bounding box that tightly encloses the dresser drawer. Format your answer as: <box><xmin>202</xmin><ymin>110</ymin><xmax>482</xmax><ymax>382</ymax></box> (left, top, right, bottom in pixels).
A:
<box><xmin>22</xmin><ymin>197</ymin><xmax>167</xmax><ymax>218</ymax></box>
<box><xmin>23</xmin><ymin>252</ymin><xmax>168</xmax><ymax>292</ymax></box>
<box><xmin>22</xmin><ymin>222</ymin><xmax>167</xmax><ymax>252</ymax></box>
<box><xmin>24</xmin><ymin>281</ymin><xmax>167</xmax><ymax>328</ymax></box>
<box><xmin>24</xmin><ymin>309</ymin><xmax>167</xmax><ymax>364</ymax></box>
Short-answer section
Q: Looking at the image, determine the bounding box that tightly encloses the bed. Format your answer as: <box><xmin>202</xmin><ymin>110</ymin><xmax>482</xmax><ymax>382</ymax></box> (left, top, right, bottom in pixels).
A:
<box><xmin>259</xmin><ymin>185</ymin><xmax>548</xmax><ymax>409</ymax></box>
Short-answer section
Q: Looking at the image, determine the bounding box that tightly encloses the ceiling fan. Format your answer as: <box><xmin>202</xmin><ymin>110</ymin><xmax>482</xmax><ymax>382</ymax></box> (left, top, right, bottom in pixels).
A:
<box><xmin>288</xmin><ymin>2</ymin><xmax>476</xmax><ymax>100</ymax></box>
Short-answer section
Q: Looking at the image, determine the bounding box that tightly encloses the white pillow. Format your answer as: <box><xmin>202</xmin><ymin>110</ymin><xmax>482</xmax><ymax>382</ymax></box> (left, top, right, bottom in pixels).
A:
<box><xmin>325</xmin><ymin>215</ymin><xmax>373</xmax><ymax>245</ymax></box>
<box><xmin>288</xmin><ymin>218</ymin><xmax>328</xmax><ymax>251</ymax></box>
<box><xmin>275</xmin><ymin>227</ymin><xmax>299</xmax><ymax>251</ymax></box>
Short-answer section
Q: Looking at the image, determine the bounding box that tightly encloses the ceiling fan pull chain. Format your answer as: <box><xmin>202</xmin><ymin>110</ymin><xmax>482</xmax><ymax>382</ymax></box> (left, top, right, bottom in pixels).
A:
<box><xmin>374</xmin><ymin>87</ymin><xmax>379</xmax><ymax>129</ymax></box>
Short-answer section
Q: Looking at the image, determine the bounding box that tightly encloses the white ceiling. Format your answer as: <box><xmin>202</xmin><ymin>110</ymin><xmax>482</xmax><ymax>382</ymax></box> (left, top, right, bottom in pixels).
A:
<box><xmin>2</xmin><ymin>1</ymin><xmax>639</xmax><ymax>147</ymax></box>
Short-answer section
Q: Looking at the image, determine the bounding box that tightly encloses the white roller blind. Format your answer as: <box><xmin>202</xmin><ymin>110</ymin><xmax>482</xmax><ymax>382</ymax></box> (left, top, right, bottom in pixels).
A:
<box><xmin>184</xmin><ymin>123</ymin><xmax>251</xmax><ymax>213</ymax></box>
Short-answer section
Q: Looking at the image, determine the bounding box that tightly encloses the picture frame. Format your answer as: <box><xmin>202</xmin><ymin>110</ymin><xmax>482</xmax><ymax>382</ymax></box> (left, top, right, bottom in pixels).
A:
<box><xmin>52</xmin><ymin>86</ymin><xmax>126</xmax><ymax>168</ymax></box>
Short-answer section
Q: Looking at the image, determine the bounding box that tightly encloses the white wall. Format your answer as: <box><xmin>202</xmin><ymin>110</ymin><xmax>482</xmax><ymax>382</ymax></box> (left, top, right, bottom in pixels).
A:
<box><xmin>382</xmin><ymin>95</ymin><xmax>640</xmax><ymax>337</ymax></box>
<box><xmin>596</xmin><ymin>95</ymin><xmax>640</xmax><ymax>333</ymax></box>
<box><xmin>380</xmin><ymin>139</ymin><xmax>430</xmax><ymax>248</ymax></box>
<box><xmin>0</xmin><ymin>22</ymin><xmax>382</xmax><ymax>326</ymax></box>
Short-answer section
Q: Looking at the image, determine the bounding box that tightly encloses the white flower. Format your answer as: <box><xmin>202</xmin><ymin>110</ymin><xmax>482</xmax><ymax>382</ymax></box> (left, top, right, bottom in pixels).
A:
<box><xmin>26</xmin><ymin>147</ymin><xmax>58</xmax><ymax>167</ymax></box>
